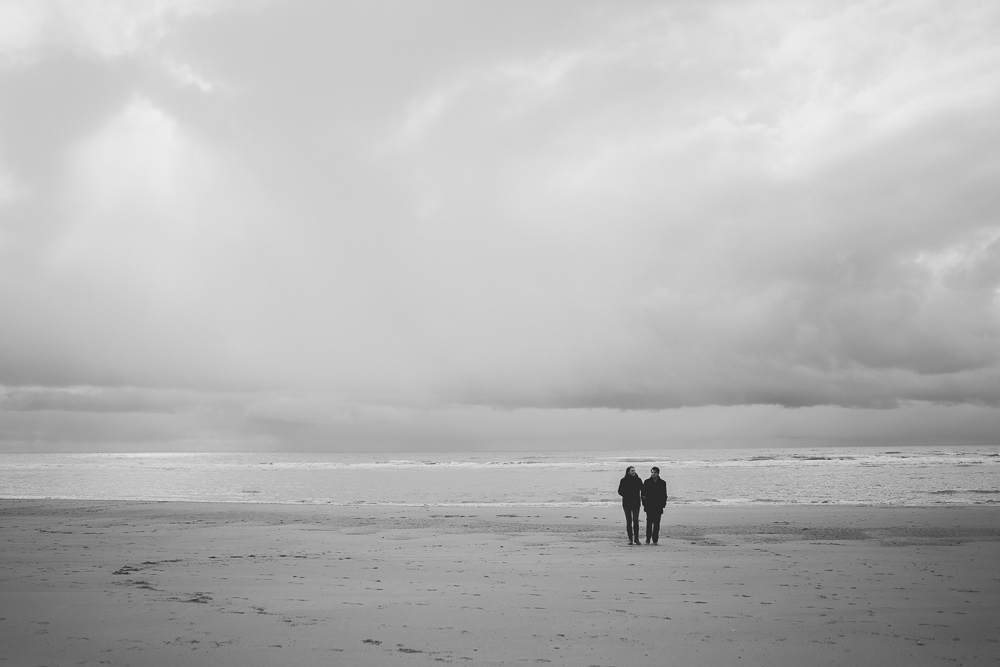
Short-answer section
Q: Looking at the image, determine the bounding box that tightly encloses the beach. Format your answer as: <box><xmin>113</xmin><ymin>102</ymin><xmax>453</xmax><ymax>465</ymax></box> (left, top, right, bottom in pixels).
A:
<box><xmin>2</xmin><ymin>501</ymin><xmax>998</xmax><ymax>666</ymax></box>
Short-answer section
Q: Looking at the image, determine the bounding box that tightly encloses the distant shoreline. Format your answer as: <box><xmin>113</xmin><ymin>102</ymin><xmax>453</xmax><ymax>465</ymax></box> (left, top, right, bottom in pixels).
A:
<box><xmin>3</xmin><ymin>496</ymin><xmax>999</xmax><ymax>508</ymax></box>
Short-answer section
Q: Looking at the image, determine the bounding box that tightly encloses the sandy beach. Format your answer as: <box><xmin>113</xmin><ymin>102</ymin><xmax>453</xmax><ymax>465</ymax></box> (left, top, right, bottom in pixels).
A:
<box><xmin>2</xmin><ymin>501</ymin><xmax>998</xmax><ymax>666</ymax></box>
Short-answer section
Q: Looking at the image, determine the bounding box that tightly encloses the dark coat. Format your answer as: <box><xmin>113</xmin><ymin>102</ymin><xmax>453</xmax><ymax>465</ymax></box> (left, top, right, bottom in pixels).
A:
<box><xmin>618</xmin><ymin>474</ymin><xmax>643</xmax><ymax>507</ymax></box>
<box><xmin>641</xmin><ymin>476</ymin><xmax>668</xmax><ymax>514</ymax></box>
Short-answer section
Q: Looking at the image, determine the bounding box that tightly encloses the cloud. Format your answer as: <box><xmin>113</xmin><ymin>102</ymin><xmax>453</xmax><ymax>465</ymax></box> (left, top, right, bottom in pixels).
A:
<box><xmin>0</xmin><ymin>160</ymin><xmax>19</xmax><ymax>208</ymax></box>
<box><xmin>0</xmin><ymin>384</ymin><xmax>406</xmax><ymax>426</ymax></box>
<box><xmin>161</xmin><ymin>57</ymin><xmax>215</xmax><ymax>92</ymax></box>
<box><xmin>363</xmin><ymin>1</ymin><xmax>1000</xmax><ymax>409</ymax></box>
<box><xmin>0</xmin><ymin>0</ymin><xmax>46</xmax><ymax>66</ymax></box>
<box><xmin>4</xmin><ymin>391</ymin><xmax>1000</xmax><ymax>452</ymax></box>
<box><xmin>2</xmin><ymin>1</ymin><xmax>1000</xmax><ymax>452</ymax></box>
<box><xmin>243</xmin><ymin>394</ymin><xmax>407</xmax><ymax>427</ymax></box>
<box><xmin>0</xmin><ymin>384</ymin><xmax>202</xmax><ymax>413</ymax></box>
<box><xmin>0</xmin><ymin>0</ymin><xmax>225</xmax><ymax>60</ymax></box>
<box><xmin>17</xmin><ymin>95</ymin><xmax>283</xmax><ymax>390</ymax></box>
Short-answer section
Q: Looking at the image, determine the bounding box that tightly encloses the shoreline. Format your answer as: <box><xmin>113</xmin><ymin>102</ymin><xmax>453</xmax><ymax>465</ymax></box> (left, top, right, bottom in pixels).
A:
<box><xmin>4</xmin><ymin>496</ymin><xmax>998</xmax><ymax>508</ymax></box>
<box><xmin>3</xmin><ymin>500</ymin><xmax>999</xmax><ymax>666</ymax></box>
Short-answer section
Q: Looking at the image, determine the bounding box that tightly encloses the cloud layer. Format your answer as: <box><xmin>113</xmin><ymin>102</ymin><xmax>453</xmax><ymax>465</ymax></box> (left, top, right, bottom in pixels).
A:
<box><xmin>1</xmin><ymin>0</ymin><xmax>999</xmax><ymax>448</ymax></box>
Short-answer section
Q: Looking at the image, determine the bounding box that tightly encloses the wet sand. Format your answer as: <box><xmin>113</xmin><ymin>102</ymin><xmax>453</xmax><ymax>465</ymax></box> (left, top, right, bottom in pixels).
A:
<box><xmin>2</xmin><ymin>501</ymin><xmax>998</xmax><ymax>666</ymax></box>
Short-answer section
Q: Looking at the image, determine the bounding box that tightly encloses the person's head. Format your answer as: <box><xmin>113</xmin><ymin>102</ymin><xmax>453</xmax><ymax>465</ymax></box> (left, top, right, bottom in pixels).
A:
<box><xmin>650</xmin><ymin>467</ymin><xmax>660</xmax><ymax>478</ymax></box>
<box><xmin>626</xmin><ymin>466</ymin><xmax>636</xmax><ymax>476</ymax></box>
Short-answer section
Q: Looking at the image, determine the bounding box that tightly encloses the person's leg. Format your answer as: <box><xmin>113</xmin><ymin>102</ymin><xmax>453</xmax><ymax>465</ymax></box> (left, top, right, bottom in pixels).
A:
<box><xmin>629</xmin><ymin>506</ymin><xmax>640</xmax><ymax>542</ymax></box>
<box><xmin>645</xmin><ymin>512</ymin><xmax>652</xmax><ymax>543</ymax></box>
<box><xmin>622</xmin><ymin>504</ymin><xmax>634</xmax><ymax>543</ymax></box>
<box><xmin>652</xmin><ymin>512</ymin><xmax>661</xmax><ymax>544</ymax></box>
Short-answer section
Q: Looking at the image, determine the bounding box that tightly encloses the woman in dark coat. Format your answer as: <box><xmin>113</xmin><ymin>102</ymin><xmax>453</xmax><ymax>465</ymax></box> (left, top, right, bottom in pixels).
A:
<box><xmin>617</xmin><ymin>466</ymin><xmax>644</xmax><ymax>545</ymax></box>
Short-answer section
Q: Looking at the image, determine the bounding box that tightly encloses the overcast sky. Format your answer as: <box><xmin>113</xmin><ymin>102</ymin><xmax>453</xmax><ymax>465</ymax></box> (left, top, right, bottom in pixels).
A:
<box><xmin>1</xmin><ymin>0</ymin><xmax>999</xmax><ymax>452</ymax></box>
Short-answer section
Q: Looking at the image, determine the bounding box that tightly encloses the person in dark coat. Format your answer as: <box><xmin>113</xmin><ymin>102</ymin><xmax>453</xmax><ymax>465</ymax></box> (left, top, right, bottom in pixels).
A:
<box><xmin>617</xmin><ymin>466</ymin><xmax>644</xmax><ymax>545</ymax></box>
<box><xmin>641</xmin><ymin>467</ymin><xmax>668</xmax><ymax>544</ymax></box>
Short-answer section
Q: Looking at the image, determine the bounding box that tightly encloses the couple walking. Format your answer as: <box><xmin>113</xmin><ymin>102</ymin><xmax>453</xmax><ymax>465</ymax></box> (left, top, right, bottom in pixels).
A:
<box><xmin>617</xmin><ymin>466</ymin><xmax>667</xmax><ymax>545</ymax></box>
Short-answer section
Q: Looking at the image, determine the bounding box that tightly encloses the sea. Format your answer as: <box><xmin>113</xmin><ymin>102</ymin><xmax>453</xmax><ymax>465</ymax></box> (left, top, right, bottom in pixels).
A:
<box><xmin>1</xmin><ymin>446</ymin><xmax>998</xmax><ymax>507</ymax></box>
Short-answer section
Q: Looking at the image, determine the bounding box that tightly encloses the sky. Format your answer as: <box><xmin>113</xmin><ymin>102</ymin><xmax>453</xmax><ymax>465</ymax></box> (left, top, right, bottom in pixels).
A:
<box><xmin>1</xmin><ymin>0</ymin><xmax>999</xmax><ymax>452</ymax></box>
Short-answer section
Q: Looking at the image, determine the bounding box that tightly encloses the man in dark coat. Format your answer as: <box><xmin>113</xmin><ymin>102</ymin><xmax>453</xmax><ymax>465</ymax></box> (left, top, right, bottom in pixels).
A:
<box><xmin>641</xmin><ymin>467</ymin><xmax>668</xmax><ymax>544</ymax></box>
<box><xmin>617</xmin><ymin>466</ymin><xmax>644</xmax><ymax>545</ymax></box>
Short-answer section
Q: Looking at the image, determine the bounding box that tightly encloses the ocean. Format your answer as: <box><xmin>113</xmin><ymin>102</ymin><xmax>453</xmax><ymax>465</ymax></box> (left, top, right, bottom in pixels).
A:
<box><xmin>1</xmin><ymin>446</ymin><xmax>998</xmax><ymax>507</ymax></box>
